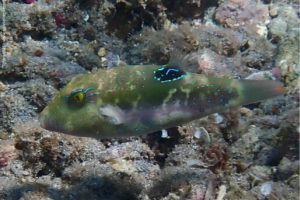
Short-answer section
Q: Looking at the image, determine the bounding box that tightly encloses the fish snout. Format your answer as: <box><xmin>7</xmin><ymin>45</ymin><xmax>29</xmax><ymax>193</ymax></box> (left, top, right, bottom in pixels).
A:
<box><xmin>39</xmin><ymin>110</ymin><xmax>66</xmax><ymax>133</ymax></box>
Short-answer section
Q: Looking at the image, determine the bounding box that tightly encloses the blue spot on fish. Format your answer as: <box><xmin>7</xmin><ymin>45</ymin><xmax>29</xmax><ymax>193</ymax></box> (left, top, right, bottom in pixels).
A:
<box><xmin>154</xmin><ymin>65</ymin><xmax>187</xmax><ymax>83</ymax></box>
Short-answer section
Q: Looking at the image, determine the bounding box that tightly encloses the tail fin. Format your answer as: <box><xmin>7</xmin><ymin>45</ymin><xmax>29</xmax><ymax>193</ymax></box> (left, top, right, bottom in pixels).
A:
<box><xmin>239</xmin><ymin>80</ymin><xmax>285</xmax><ymax>105</ymax></box>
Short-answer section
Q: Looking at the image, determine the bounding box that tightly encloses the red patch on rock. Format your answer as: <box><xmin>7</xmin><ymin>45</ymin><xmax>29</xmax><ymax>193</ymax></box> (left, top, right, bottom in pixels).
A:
<box><xmin>54</xmin><ymin>13</ymin><xmax>65</xmax><ymax>27</ymax></box>
<box><xmin>25</xmin><ymin>0</ymin><xmax>35</xmax><ymax>4</ymax></box>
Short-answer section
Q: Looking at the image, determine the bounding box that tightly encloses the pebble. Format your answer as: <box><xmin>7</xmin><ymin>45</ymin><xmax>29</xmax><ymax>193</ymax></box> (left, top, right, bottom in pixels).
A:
<box><xmin>194</xmin><ymin>128</ymin><xmax>202</xmax><ymax>139</ymax></box>
<box><xmin>194</xmin><ymin>127</ymin><xmax>211</xmax><ymax>144</ymax></box>
<box><xmin>0</xmin><ymin>81</ymin><xmax>8</xmax><ymax>91</ymax></box>
<box><xmin>256</xmin><ymin>24</ymin><xmax>268</xmax><ymax>37</ymax></box>
<box><xmin>213</xmin><ymin>113</ymin><xmax>223</xmax><ymax>124</ymax></box>
<box><xmin>260</xmin><ymin>182</ymin><xmax>272</xmax><ymax>196</ymax></box>
<box><xmin>269</xmin><ymin>5</ymin><xmax>278</xmax><ymax>18</ymax></box>
<box><xmin>111</xmin><ymin>159</ymin><xmax>136</xmax><ymax>174</ymax></box>
<box><xmin>245</xmin><ymin>71</ymin><xmax>275</xmax><ymax>80</ymax></box>
<box><xmin>186</xmin><ymin>159</ymin><xmax>207</xmax><ymax>168</ymax></box>
<box><xmin>84</xmin><ymin>14</ymin><xmax>89</xmax><ymax>21</ymax></box>
<box><xmin>100</xmin><ymin>57</ymin><xmax>107</xmax><ymax>65</ymax></box>
<box><xmin>216</xmin><ymin>185</ymin><xmax>226</xmax><ymax>200</ymax></box>
<box><xmin>240</xmin><ymin>107</ymin><xmax>252</xmax><ymax>117</ymax></box>
<box><xmin>98</xmin><ymin>47</ymin><xmax>106</xmax><ymax>57</ymax></box>
<box><xmin>161</xmin><ymin>129</ymin><xmax>168</xmax><ymax>138</ymax></box>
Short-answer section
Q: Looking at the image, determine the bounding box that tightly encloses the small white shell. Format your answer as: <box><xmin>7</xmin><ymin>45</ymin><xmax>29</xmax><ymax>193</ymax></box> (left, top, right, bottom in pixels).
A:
<box><xmin>194</xmin><ymin>127</ymin><xmax>211</xmax><ymax>143</ymax></box>
<box><xmin>161</xmin><ymin>129</ymin><xmax>168</xmax><ymax>138</ymax></box>
<box><xmin>260</xmin><ymin>182</ymin><xmax>272</xmax><ymax>196</ymax></box>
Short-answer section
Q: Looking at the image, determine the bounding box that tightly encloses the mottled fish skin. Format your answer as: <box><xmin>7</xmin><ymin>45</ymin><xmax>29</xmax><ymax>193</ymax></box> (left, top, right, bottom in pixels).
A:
<box><xmin>40</xmin><ymin>65</ymin><xmax>284</xmax><ymax>138</ymax></box>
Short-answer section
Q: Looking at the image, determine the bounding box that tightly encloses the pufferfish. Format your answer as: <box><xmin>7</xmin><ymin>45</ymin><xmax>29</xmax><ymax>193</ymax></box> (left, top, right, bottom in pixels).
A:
<box><xmin>40</xmin><ymin>64</ymin><xmax>284</xmax><ymax>138</ymax></box>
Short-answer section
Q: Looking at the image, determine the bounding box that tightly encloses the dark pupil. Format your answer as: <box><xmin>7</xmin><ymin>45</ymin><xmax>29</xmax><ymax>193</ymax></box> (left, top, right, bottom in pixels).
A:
<box><xmin>72</xmin><ymin>92</ymin><xmax>84</xmax><ymax>103</ymax></box>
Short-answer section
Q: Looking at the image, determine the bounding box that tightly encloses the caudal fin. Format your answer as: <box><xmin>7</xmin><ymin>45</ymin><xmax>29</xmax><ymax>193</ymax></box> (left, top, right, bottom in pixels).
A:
<box><xmin>239</xmin><ymin>80</ymin><xmax>285</xmax><ymax>105</ymax></box>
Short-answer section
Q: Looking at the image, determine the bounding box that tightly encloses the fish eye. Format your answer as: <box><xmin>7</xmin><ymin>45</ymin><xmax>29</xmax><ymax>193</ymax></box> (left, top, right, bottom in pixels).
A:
<box><xmin>61</xmin><ymin>87</ymin><xmax>100</xmax><ymax>106</ymax></box>
<box><xmin>72</xmin><ymin>91</ymin><xmax>85</xmax><ymax>103</ymax></box>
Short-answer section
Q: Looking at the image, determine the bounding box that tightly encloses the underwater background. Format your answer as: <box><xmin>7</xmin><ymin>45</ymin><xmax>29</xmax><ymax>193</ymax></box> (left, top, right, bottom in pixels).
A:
<box><xmin>0</xmin><ymin>0</ymin><xmax>299</xmax><ymax>199</ymax></box>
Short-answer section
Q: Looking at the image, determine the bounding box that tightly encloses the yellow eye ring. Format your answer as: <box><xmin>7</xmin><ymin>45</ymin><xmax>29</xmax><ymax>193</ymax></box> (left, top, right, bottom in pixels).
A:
<box><xmin>72</xmin><ymin>91</ymin><xmax>85</xmax><ymax>103</ymax></box>
<box><xmin>61</xmin><ymin>87</ymin><xmax>99</xmax><ymax>106</ymax></box>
